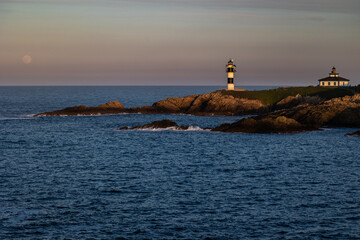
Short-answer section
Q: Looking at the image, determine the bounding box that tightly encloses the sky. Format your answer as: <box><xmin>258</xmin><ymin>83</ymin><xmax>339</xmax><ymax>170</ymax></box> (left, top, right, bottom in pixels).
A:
<box><xmin>0</xmin><ymin>0</ymin><xmax>359</xmax><ymax>86</ymax></box>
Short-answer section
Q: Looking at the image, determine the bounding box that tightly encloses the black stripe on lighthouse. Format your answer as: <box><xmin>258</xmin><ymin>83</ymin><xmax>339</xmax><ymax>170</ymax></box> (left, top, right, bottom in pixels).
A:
<box><xmin>228</xmin><ymin>78</ymin><xmax>233</xmax><ymax>84</ymax></box>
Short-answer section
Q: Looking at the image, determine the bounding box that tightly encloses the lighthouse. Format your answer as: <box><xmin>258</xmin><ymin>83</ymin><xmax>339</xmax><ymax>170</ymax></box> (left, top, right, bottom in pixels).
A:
<box><xmin>318</xmin><ymin>66</ymin><xmax>350</xmax><ymax>87</ymax></box>
<box><xmin>226</xmin><ymin>59</ymin><xmax>236</xmax><ymax>90</ymax></box>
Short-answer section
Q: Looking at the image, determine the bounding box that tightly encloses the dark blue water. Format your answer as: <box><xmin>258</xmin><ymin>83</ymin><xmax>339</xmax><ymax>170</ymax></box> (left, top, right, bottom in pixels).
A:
<box><xmin>1</xmin><ymin>86</ymin><xmax>359</xmax><ymax>239</ymax></box>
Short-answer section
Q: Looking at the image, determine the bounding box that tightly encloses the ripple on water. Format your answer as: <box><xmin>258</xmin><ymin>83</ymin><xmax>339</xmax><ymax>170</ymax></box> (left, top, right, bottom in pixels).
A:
<box><xmin>0</xmin><ymin>87</ymin><xmax>359</xmax><ymax>239</ymax></box>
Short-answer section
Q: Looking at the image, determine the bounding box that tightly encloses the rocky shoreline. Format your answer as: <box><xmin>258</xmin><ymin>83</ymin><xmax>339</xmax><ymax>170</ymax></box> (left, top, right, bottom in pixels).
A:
<box><xmin>118</xmin><ymin>118</ymin><xmax>317</xmax><ymax>134</ymax></box>
<box><xmin>35</xmin><ymin>88</ymin><xmax>331</xmax><ymax>117</ymax></box>
<box><xmin>36</xmin><ymin>91</ymin><xmax>268</xmax><ymax>116</ymax></box>
<box><xmin>36</xmin><ymin>87</ymin><xmax>360</xmax><ymax>134</ymax></box>
<box><xmin>211</xmin><ymin>94</ymin><xmax>360</xmax><ymax>133</ymax></box>
<box><xmin>35</xmin><ymin>101</ymin><xmax>126</xmax><ymax>116</ymax></box>
<box><xmin>118</xmin><ymin>94</ymin><xmax>360</xmax><ymax>134</ymax></box>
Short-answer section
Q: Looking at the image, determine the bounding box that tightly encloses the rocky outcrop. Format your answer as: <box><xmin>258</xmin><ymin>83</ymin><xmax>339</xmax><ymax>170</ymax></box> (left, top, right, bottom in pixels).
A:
<box><xmin>189</xmin><ymin>92</ymin><xmax>265</xmax><ymax>115</ymax></box>
<box><xmin>151</xmin><ymin>95</ymin><xmax>200</xmax><ymax>113</ymax></box>
<box><xmin>120</xmin><ymin>117</ymin><xmax>316</xmax><ymax>134</ymax></box>
<box><xmin>273</xmin><ymin>94</ymin><xmax>360</xmax><ymax>128</ymax></box>
<box><xmin>36</xmin><ymin>91</ymin><xmax>266</xmax><ymax>116</ymax></box>
<box><xmin>329</xmin><ymin>107</ymin><xmax>360</xmax><ymax>127</ymax></box>
<box><xmin>117</xmin><ymin>95</ymin><xmax>360</xmax><ymax>134</ymax></box>
<box><xmin>345</xmin><ymin>130</ymin><xmax>360</xmax><ymax>136</ymax></box>
<box><xmin>134</xmin><ymin>91</ymin><xmax>265</xmax><ymax>115</ymax></box>
<box><xmin>97</xmin><ymin>101</ymin><xmax>124</xmax><ymax>109</ymax></box>
<box><xmin>35</xmin><ymin>89</ymin><xmax>359</xmax><ymax>124</ymax></box>
<box><xmin>120</xmin><ymin>120</ymin><xmax>209</xmax><ymax>131</ymax></box>
<box><xmin>120</xmin><ymin>120</ymin><xmax>178</xmax><ymax>130</ymax></box>
<box><xmin>36</xmin><ymin>101</ymin><xmax>125</xmax><ymax>116</ymax></box>
<box><xmin>212</xmin><ymin>116</ymin><xmax>317</xmax><ymax>133</ymax></box>
<box><xmin>274</xmin><ymin>94</ymin><xmax>322</xmax><ymax>110</ymax></box>
<box><xmin>212</xmin><ymin>94</ymin><xmax>360</xmax><ymax>133</ymax></box>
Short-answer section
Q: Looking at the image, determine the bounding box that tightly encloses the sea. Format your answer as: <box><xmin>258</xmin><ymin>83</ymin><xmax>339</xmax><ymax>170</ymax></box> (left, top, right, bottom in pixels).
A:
<box><xmin>0</xmin><ymin>86</ymin><xmax>359</xmax><ymax>239</ymax></box>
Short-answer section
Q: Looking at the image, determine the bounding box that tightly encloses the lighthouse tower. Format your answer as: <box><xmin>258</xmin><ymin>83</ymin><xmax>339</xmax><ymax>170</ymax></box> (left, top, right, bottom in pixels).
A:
<box><xmin>226</xmin><ymin>59</ymin><xmax>236</xmax><ymax>90</ymax></box>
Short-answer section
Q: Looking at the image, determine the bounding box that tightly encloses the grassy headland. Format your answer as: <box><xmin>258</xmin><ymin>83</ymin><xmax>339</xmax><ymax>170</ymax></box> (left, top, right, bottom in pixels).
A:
<box><xmin>220</xmin><ymin>86</ymin><xmax>354</xmax><ymax>105</ymax></box>
<box><xmin>38</xmin><ymin>85</ymin><xmax>358</xmax><ymax>117</ymax></box>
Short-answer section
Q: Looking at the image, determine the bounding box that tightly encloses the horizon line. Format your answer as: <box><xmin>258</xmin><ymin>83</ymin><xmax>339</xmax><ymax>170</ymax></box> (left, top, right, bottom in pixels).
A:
<box><xmin>0</xmin><ymin>84</ymin><xmax>304</xmax><ymax>87</ymax></box>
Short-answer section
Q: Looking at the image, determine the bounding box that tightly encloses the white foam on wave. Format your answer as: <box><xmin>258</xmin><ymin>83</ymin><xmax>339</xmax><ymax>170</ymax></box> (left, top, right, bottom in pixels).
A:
<box><xmin>0</xmin><ymin>113</ymin><xmax>38</xmax><ymax>120</ymax></box>
<box><xmin>125</xmin><ymin>125</ymin><xmax>211</xmax><ymax>132</ymax></box>
<box><xmin>0</xmin><ymin>117</ymin><xmax>34</xmax><ymax>121</ymax></box>
<box><xmin>183</xmin><ymin>126</ymin><xmax>209</xmax><ymax>131</ymax></box>
<box><xmin>34</xmin><ymin>112</ymin><xmax>134</xmax><ymax>117</ymax></box>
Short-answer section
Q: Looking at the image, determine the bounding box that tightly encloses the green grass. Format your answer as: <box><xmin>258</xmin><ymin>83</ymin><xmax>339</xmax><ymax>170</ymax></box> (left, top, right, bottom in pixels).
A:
<box><xmin>220</xmin><ymin>86</ymin><xmax>354</xmax><ymax>105</ymax></box>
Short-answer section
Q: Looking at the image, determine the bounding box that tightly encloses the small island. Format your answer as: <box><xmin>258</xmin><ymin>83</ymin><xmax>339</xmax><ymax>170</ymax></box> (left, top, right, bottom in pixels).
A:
<box><xmin>35</xmin><ymin>61</ymin><xmax>360</xmax><ymax>134</ymax></box>
<box><xmin>36</xmin><ymin>85</ymin><xmax>360</xmax><ymax>134</ymax></box>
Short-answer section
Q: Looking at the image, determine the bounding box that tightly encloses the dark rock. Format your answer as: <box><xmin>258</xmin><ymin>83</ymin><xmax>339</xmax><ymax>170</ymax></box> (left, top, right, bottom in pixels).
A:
<box><xmin>212</xmin><ymin>94</ymin><xmax>360</xmax><ymax>134</ymax></box>
<box><xmin>213</xmin><ymin>116</ymin><xmax>318</xmax><ymax>134</ymax></box>
<box><xmin>36</xmin><ymin>91</ymin><xmax>266</xmax><ymax>116</ymax></box>
<box><xmin>277</xmin><ymin>95</ymin><xmax>360</xmax><ymax>128</ymax></box>
<box><xmin>275</xmin><ymin>94</ymin><xmax>303</xmax><ymax>109</ymax></box>
<box><xmin>120</xmin><ymin>120</ymin><xmax>179</xmax><ymax>130</ymax></box>
<box><xmin>138</xmin><ymin>120</ymin><xmax>179</xmax><ymax>129</ymax></box>
<box><xmin>209</xmin><ymin>94</ymin><xmax>360</xmax><ymax>134</ymax></box>
<box><xmin>35</xmin><ymin>101</ymin><xmax>125</xmax><ymax>116</ymax></box>
<box><xmin>119</xmin><ymin>93</ymin><xmax>360</xmax><ymax>134</ymax></box>
<box><xmin>274</xmin><ymin>94</ymin><xmax>322</xmax><ymax>110</ymax></box>
<box><xmin>35</xmin><ymin>90</ymin><xmax>360</xmax><ymax>129</ymax></box>
<box><xmin>345</xmin><ymin>130</ymin><xmax>360</xmax><ymax>136</ymax></box>
<box><xmin>330</xmin><ymin>107</ymin><xmax>360</xmax><ymax>127</ymax></box>
<box><xmin>119</xmin><ymin>120</ymin><xmax>209</xmax><ymax>131</ymax></box>
<box><xmin>65</xmin><ymin>105</ymin><xmax>87</xmax><ymax>111</ymax></box>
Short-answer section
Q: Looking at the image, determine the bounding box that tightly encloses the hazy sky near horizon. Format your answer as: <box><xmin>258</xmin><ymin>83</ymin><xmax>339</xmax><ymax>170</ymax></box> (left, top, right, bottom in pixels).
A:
<box><xmin>0</xmin><ymin>0</ymin><xmax>359</xmax><ymax>86</ymax></box>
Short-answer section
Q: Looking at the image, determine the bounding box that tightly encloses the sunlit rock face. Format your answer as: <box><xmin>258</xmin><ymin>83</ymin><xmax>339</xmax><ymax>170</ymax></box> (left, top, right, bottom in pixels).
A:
<box><xmin>97</xmin><ymin>101</ymin><xmax>124</xmax><ymax>109</ymax></box>
<box><xmin>35</xmin><ymin>89</ymin><xmax>360</xmax><ymax>130</ymax></box>
<box><xmin>37</xmin><ymin>91</ymin><xmax>266</xmax><ymax>116</ymax></box>
<box><xmin>213</xmin><ymin>94</ymin><xmax>360</xmax><ymax>133</ymax></box>
<box><xmin>151</xmin><ymin>92</ymin><xmax>265</xmax><ymax>115</ymax></box>
<box><xmin>276</xmin><ymin>94</ymin><xmax>360</xmax><ymax>127</ymax></box>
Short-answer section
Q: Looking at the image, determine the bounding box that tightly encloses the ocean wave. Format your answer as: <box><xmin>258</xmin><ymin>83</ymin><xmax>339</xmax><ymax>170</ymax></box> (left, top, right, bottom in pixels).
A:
<box><xmin>0</xmin><ymin>116</ymin><xmax>35</xmax><ymax>121</ymax></box>
<box><xmin>119</xmin><ymin>126</ymin><xmax>211</xmax><ymax>132</ymax></box>
<box><xmin>34</xmin><ymin>112</ymin><xmax>136</xmax><ymax>117</ymax></box>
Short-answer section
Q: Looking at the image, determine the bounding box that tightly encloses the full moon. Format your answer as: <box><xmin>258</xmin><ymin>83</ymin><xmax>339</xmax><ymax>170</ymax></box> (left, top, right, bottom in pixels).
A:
<box><xmin>22</xmin><ymin>55</ymin><xmax>32</xmax><ymax>64</ymax></box>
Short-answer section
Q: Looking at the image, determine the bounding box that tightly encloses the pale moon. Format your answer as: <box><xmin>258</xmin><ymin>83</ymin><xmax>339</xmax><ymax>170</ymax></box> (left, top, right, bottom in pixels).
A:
<box><xmin>22</xmin><ymin>55</ymin><xmax>32</xmax><ymax>64</ymax></box>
